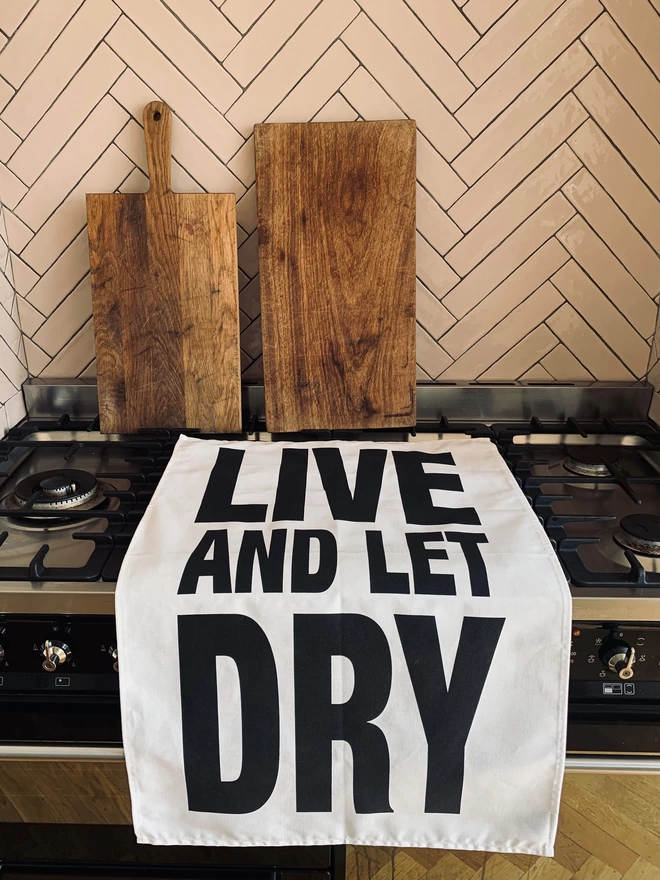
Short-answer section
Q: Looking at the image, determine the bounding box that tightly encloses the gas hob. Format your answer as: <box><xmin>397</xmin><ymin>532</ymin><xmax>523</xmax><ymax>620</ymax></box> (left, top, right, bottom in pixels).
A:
<box><xmin>0</xmin><ymin>380</ymin><xmax>659</xmax><ymax>768</ymax></box>
<box><xmin>1</xmin><ymin>412</ymin><xmax>659</xmax><ymax>613</ymax></box>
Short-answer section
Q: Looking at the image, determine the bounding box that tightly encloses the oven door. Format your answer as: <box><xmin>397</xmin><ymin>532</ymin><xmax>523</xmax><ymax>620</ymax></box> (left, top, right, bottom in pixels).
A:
<box><xmin>0</xmin><ymin>820</ymin><xmax>338</xmax><ymax>880</ymax></box>
<box><xmin>0</xmin><ymin>696</ymin><xmax>338</xmax><ymax>875</ymax></box>
<box><xmin>0</xmin><ymin>691</ymin><xmax>129</xmax><ymax>825</ymax></box>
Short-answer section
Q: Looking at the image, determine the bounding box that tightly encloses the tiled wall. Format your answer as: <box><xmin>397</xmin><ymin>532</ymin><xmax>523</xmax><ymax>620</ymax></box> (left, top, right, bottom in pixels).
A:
<box><xmin>0</xmin><ymin>0</ymin><xmax>658</xmax><ymax>429</ymax></box>
<box><xmin>648</xmin><ymin>301</ymin><xmax>660</xmax><ymax>425</ymax></box>
<box><xmin>0</xmin><ymin>202</ymin><xmax>27</xmax><ymax>432</ymax></box>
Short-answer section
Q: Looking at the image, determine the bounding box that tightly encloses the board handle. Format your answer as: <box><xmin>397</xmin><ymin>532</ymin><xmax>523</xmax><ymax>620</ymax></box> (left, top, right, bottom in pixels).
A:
<box><xmin>143</xmin><ymin>101</ymin><xmax>172</xmax><ymax>196</ymax></box>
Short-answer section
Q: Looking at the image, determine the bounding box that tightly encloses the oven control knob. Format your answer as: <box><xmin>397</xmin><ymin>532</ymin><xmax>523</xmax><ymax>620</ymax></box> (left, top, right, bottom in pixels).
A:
<box><xmin>0</xmin><ymin>643</ymin><xmax>4</xmax><ymax>664</ymax></box>
<box><xmin>41</xmin><ymin>639</ymin><xmax>72</xmax><ymax>672</ymax></box>
<box><xmin>109</xmin><ymin>645</ymin><xmax>118</xmax><ymax>672</ymax></box>
<box><xmin>601</xmin><ymin>642</ymin><xmax>636</xmax><ymax>680</ymax></box>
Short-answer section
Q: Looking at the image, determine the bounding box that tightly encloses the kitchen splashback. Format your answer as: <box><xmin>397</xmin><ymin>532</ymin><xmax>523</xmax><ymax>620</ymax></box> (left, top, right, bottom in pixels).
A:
<box><xmin>0</xmin><ymin>203</ymin><xmax>27</xmax><ymax>432</ymax></box>
<box><xmin>649</xmin><ymin>300</ymin><xmax>660</xmax><ymax>424</ymax></box>
<box><xmin>0</xmin><ymin>0</ymin><xmax>658</xmax><ymax>430</ymax></box>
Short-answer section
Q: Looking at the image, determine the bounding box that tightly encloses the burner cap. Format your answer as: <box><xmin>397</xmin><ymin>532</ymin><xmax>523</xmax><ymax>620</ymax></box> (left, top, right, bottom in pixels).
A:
<box><xmin>14</xmin><ymin>469</ymin><xmax>98</xmax><ymax>510</ymax></box>
<box><xmin>621</xmin><ymin>514</ymin><xmax>660</xmax><ymax>543</ymax></box>
<box><xmin>615</xmin><ymin>514</ymin><xmax>660</xmax><ymax>557</ymax></box>
<box><xmin>39</xmin><ymin>474</ymin><xmax>77</xmax><ymax>497</ymax></box>
<box><xmin>563</xmin><ymin>446</ymin><xmax>619</xmax><ymax>477</ymax></box>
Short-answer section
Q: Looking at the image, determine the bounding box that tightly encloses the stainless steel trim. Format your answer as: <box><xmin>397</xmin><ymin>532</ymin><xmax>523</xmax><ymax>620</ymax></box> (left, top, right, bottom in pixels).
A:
<box><xmin>2</xmin><ymin>581</ymin><xmax>659</xmax><ymax>620</ymax></box>
<box><xmin>565</xmin><ymin>756</ymin><xmax>660</xmax><ymax>774</ymax></box>
<box><xmin>1</xmin><ymin>746</ymin><xmax>657</xmax><ymax>772</ymax></box>
<box><xmin>572</xmin><ymin>593</ymin><xmax>660</xmax><ymax>622</ymax></box>
<box><xmin>23</xmin><ymin>379</ymin><xmax>654</xmax><ymax>425</ymax></box>
<box><xmin>0</xmin><ymin>745</ymin><xmax>124</xmax><ymax>761</ymax></box>
<box><xmin>239</xmin><ymin>382</ymin><xmax>657</xmax><ymax>425</ymax></box>
<box><xmin>415</xmin><ymin>382</ymin><xmax>654</xmax><ymax>423</ymax></box>
<box><xmin>0</xmin><ymin>582</ymin><xmax>115</xmax><ymax>615</ymax></box>
<box><xmin>23</xmin><ymin>379</ymin><xmax>100</xmax><ymax>421</ymax></box>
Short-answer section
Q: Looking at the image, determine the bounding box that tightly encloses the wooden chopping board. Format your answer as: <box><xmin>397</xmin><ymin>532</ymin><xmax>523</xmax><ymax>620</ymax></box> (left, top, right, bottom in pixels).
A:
<box><xmin>254</xmin><ymin>120</ymin><xmax>417</xmax><ymax>433</ymax></box>
<box><xmin>86</xmin><ymin>102</ymin><xmax>241</xmax><ymax>434</ymax></box>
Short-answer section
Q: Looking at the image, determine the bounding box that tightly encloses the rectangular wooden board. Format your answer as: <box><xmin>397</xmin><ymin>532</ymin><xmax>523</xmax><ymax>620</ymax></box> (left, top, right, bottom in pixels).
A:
<box><xmin>86</xmin><ymin>103</ymin><xmax>242</xmax><ymax>434</ymax></box>
<box><xmin>254</xmin><ymin>120</ymin><xmax>417</xmax><ymax>432</ymax></box>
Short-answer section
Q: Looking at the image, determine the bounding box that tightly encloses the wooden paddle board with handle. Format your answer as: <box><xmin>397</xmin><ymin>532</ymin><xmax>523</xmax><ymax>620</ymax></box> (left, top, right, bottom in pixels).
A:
<box><xmin>254</xmin><ymin>120</ymin><xmax>416</xmax><ymax>433</ymax></box>
<box><xmin>86</xmin><ymin>102</ymin><xmax>241</xmax><ymax>434</ymax></box>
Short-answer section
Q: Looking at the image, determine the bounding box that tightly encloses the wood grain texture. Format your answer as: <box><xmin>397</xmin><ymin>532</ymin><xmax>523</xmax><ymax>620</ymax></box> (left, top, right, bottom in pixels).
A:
<box><xmin>0</xmin><ymin>762</ymin><xmax>657</xmax><ymax>880</ymax></box>
<box><xmin>254</xmin><ymin>120</ymin><xmax>417</xmax><ymax>433</ymax></box>
<box><xmin>0</xmin><ymin>762</ymin><xmax>132</xmax><ymax>824</ymax></box>
<box><xmin>346</xmin><ymin>775</ymin><xmax>660</xmax><ymax>880</ymax></box>
<box><xmin>86</xmin><ymin>102</ymin><xmax>241</xmax><ymax>434</ymax></box>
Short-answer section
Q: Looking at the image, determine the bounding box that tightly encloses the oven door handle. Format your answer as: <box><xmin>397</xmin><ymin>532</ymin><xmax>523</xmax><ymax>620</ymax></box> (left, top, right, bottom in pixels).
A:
<box><xmin>0</xmin><ymin>745</ymin><xmax>125</xmax><ymax>761</ymax></box>
<box><xmin>565</xmin><ymin>755</ymin><xmax>660</xmax><ymax>774</ymax></box>
<box><xmin>0</xmin><ymin>747</ymin><xmax>660</xmax><ymax>775</ymax></box>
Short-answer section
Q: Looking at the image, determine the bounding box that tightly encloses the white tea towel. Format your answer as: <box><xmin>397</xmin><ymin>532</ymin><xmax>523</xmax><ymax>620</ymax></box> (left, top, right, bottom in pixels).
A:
<box><xmin>116</xmin><ymin>436</ymin><xmax>570</xmax><ymax>853</ymax></box>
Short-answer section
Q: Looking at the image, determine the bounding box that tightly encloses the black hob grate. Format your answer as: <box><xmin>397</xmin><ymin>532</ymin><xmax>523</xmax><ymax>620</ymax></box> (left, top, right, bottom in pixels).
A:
<box><xmin>1</xmin><ymin>414</ymin><xmax>660</xmax><ymax>587</ymax></box>
<box><xmin>496</xmin><ymin>419</ymin><xmax>660</xmax><ymax>588</ymax></box>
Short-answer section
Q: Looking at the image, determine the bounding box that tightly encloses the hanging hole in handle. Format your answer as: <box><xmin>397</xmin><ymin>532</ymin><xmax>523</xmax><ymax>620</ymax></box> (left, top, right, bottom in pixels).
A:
<box><xmin>153</xmin><ymin>111</ymin><xmax>161</xmax><ymax>121</ymax></box>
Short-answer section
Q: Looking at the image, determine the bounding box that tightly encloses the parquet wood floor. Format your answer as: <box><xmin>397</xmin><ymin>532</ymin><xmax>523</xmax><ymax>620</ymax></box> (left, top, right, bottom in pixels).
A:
<box><xmin>0</xmin><ymin>765</ymin><xmax>657</xmax><ymax>878</ymax></box>
<box><xmin>346</xmin><ymin>775</ymin><xmax>660</xmax><ymax>880</ymax></box>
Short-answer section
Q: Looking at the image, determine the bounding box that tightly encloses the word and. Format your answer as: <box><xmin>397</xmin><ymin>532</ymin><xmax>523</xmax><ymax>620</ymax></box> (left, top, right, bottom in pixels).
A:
<box><xmin>177</xmin><ymin>527</ymin><xmax>489</xmax><ymax>597</ymax></box>
<box><xmin>178</xmin><ymin>446</ymin><xmax>490</xmax><ymax>597</ymax></box>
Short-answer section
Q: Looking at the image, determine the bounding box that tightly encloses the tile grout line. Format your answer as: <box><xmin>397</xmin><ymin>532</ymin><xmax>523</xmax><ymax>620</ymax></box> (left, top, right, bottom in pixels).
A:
<box><xmin>461</xmin><ymin>0</ymin><xmax>527</xmax><ymax>39</ymax></box>
<box><xmin>12</xmin><ymin>98</ymin><xmax>130</xmax><ymax>235</ymax></box>
<box><xmin>222</xmin><ymin>1</ymin><xmax>289</xmax><ymax>47</ymax></box>
<box><xmin>353</xmin><ymin>8</ymin><xmax>473</xmax><ymax>133</ymax></box>
<box><xmin>414</xmin><ymin>176</ymin><xmax>466</xmax><ymax>228</ymax></box>
<box><xmin>22</xmin><ymin>154</ymin><xmax>138</xmax><ymax>281</ymax></box>
<box><xmin>30</xmin><ymin>272</ymin><xmax>92</xmax><ymax>348</ymax></box>
<box><xmin>398</xmin><ymin>0</ymin><xmax>480</xmax><ymax>73</ymax></box>
<box><xmin>579</xmin><ymin>34</ymin><xmax>660</xmax><ymax>150</ymax></box>
<box><xmin>552</xmin><ymin>214</ymin><xmax>657</xmax><ymax>335</ymax></box>
<box><xmin>450</xmin><ymin>0</ymin><xmax>602</xmax><ymax>119</ymax></box>
<box><xmin>447</xmin><ymin>52</ymin><xmax>598</xmax><ymax>182</ymax></box>
<box><xmin>448</xmin><ymin>133</ymin><xmax>588</xmax><ymax>235</ymax></box>
<box><xmin>36</xmin><ymin>315</ymin><xmax>93</xmax><ymax>371</ymax></box>
<box><xmin>157</xmin><ymin>0</ymin><xmax>241</xmax><ymax>65</ymax></box>
<box><xmin>7</xmin><ymin>50</ymin><xmax>128</xmax><ymax>197</ymax></box>
<box><xmin>103</xmin><ymin>15</ymin><xmax>245</xmax><ymax>143</ymax></box>
<box><xmin>219</xmin><ymin>8</ymin><xmax>363</xmax><ymax>157</ymax></box>
<box><xmin>549</xmin><ymin>264</ymin><xmax>649</xmax><ymax>377</ymax></box>
<box><xmin>108</xmin><ymin>68</ymin><xmax>247</xmax><ymax>192</ymax></box>
<box><xmin>476</xmin><ymin>334</ymin><xmax>563</xmax><ymax>382</ymax></box>
<box><xmin>260</xmin><ymin>42</ymin><xmax>359</xmax><ymax>126</ymax></box>
<box><xmin>443</xmin><ymin>182</ymin><xmax>582</xmax><ymax>288</ymax></box>
<box><xmin>0</xmin><ymin>0</ymin><xmax>87</xmax><ymax>90</ymax></box>
<box><xmin>561</xmin><ymin>141</ymin><xmax>660</xmax><ymax>260</ymax></box>
<box><xmin>0</xmin><ymin>9</ymin><xmax>123</xmax><ymax>144</ymax></box>
<box><xmin>223</xmin><ymin>0</ymin><xmax>360</xmax><ymax>120</ymax></box>
<box><xmin>223</xmin><ymin>0</ymin><xmax>325</xmax><ymax>91</ymax></box>
<box><xmin>560</xmin><ymin>168</ymin><xmax>657</xmax><ymax>304</ymax></box>
<box><xmin>599</xmin><ymin>7</ymin><xmax>660</xmax><ymax>89</ymax></box>
<box><xmin>438</xmin><ymin>241</ymin><xmax>571</xmax><ymax>346</ymax></box>
<box><xmin>454</xmin><ymin>0</ymin><xmax>574</xmax><ymax>91</ymax></box>
<box><xmin>439</xmin><ymin>209</ymin><xmax>577</xmax><ymax>320</ymax></box>
<box><xmin>545</xmin><ymin>278</ymin><xmax>636</xmax><ymax>378</ymax></box>
<box><xmin>0</xmin><ymin>0</ymin><xmax>657</xmax><ymax>384</ymax></box>
<box><xmin>569</xmin><ymin>90</ymin><xmax>660</xmax><ymax>230</ymax></box>
<box><xmin>440</xmin><ymin>277</ymin><xmax>566</xmax><ymax>369</ymax></box>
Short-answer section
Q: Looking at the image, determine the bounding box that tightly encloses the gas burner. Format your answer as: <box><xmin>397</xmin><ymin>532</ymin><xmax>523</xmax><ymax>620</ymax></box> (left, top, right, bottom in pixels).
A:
<box><xmin>563</xmin><ymin>446</ymin><xmax>620</xmax><ymax>477</ymax></box>
<box><xmin>0</xmin><ymin>469</ymin><xmax>118</xmax><ymax>528</ymax></box>
<box><xmin>614</xmin><ymin>514</ymin><xmax>660</xmax><ymax>557</ymax></box>
<box><xmin>14</xmin><ymin>470</ymin><xmax>98</xmax><ymax>510</ymax></box>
